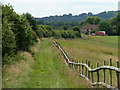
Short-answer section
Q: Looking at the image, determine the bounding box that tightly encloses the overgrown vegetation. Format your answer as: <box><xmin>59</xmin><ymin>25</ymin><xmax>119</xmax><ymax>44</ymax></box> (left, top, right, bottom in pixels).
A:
<box><xmin>3</xmin><ymin>39</ymin><xmax>91</xmax><ymax>88</ymax></box>
<box><xmin>2</xmin><ymin>4</ymin><xmax>82</xmax><ymax>64</ymax></box>
<box><xmin>2</xmin><ymin>5</ymin><xmax>38</xmax><ymax>64</ymax></box>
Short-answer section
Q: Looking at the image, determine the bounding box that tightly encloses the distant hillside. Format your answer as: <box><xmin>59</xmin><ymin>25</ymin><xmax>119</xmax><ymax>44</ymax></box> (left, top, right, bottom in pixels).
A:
<box><xmin>36</xmin><ymin>11</ymin><xmax>118</xmax><ymax>23</ymax></box>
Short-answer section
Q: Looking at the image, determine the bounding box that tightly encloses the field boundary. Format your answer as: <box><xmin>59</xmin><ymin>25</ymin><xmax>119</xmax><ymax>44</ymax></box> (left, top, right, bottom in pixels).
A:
<box><xmin>53</xmin><ymin>41</ymin><xmax>120</xmax><ymax>89</ymax></box>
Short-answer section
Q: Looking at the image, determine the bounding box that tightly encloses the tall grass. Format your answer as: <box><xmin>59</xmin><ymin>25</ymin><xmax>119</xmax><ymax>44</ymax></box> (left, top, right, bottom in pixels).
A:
<box><xmin>57</xmin><ymin>36</ymin><xmax>118</xmax><ymax>88</ymax></box>
<box><xmin>2</xmin><ymin>39</ymin><xmax>91</xmax><ymax>88</ymax></box>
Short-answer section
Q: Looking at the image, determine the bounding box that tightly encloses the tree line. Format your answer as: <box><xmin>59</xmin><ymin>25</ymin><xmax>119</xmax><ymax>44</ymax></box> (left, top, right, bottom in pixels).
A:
<box><xmin>2</xmin><ymin>4</ymin><xmax>82</xmax><ymax>64</ymax></box>
<box><xmin>37</xmin><ymin>12</ymin><xmax>120</xmax><ymax>36</ymax></box>
<box><xmin>80</xmin><ymin>14</ymin><xmax>120</xmax><ymax>35</ymax></box>
<box><xmin>36</xmin><ymin>11</ymin><xmax>117</xmax><ymax>23</ymax></box>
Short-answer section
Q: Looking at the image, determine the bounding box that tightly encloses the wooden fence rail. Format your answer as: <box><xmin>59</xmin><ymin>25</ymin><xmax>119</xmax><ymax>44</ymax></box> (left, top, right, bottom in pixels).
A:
<box><xmin>53</xmin><ymin>41</ymin><xmax>120</xmax><ymax>89</ymax></box>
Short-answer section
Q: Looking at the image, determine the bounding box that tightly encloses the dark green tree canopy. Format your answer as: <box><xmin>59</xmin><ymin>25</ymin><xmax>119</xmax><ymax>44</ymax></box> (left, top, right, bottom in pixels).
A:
<box><xmin>81</xmin><ymin>16</ymin><xmax>101</xmax><ymax>25</ymax></box>
<box><xmin>22</xmin><ymin>13</ymin><xmax>38</xmax><ymax>31</ymax></box>
<box><xmin>98</xmin><ymin>21</ymin><xmax>112</xmax><ymax>35</ymax></box>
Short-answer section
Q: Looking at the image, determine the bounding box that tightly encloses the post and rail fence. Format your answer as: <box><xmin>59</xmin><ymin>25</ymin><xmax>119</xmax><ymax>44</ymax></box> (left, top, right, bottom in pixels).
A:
<box><xmin>53</xmin><ymin>41</ymin><xmax>120</xmax><ymax>89</ymax></box>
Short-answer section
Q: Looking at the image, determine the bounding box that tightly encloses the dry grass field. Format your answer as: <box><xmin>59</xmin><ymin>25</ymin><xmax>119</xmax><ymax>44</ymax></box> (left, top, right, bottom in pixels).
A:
<box><xmin>56</xmin><ymin>36</ymin><xmax>119</xmax><ymax>88</ymax></box>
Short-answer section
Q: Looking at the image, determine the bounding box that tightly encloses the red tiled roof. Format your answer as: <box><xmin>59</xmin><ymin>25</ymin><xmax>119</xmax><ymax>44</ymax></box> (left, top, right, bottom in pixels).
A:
<box><xmin>81</xmin><ymin>24</ymin><xmax>98</xmax><ymax>30</ymax></box>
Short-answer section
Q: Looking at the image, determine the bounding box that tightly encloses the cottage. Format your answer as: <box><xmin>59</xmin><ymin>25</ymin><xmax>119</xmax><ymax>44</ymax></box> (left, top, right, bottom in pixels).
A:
<box><xmin>80</xmin><ymin>24</ymin><xmax>98</xmax><ymax>34</ymax></box>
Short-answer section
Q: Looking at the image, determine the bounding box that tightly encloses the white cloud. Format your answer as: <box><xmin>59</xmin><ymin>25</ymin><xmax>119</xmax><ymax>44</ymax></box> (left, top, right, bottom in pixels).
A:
<box><xmin>1</xmin><ymin>0</ymin><xmax>119</xmax><ymax>17</ymax></box>
<box><xmin>118</xmin><ymin>1</ymin><xmax>120</xmax><ymax>10</ymax></box>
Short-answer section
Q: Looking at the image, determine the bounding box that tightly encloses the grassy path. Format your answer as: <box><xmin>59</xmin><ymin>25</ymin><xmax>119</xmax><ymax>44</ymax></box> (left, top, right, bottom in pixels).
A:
<box><xmin>3</xmin><ymin>39</ymin><xmax>90</xmax><ymax>88</ymax></box>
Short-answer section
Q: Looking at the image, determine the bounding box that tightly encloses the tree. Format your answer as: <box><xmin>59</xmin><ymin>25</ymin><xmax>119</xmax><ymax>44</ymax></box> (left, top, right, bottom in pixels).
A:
<box><xmin>37</xmin><ymin>25</ymin><xmax>44</xmax><ymax>38</ymax></box>
<box><xmin>81</xmin><ymin>16</ymin><xmax>101</xmax><ymax>25</ymax></box>
<box><xmin>52</xmin><ymin>30</ymin><xmax>61</xmax><ymax>39</ymax></box>
<box><xmin>98</xmin><ymin>21</ymin><xmax>112</xmax><ymax>35</ymax></box>
<box><xmin>63</xmin><ymin>26</ymin><xmax>69</xmax><ymax>30</ymax></box>
<box><xmin>38</xmin><ymin>19</ymin><xmax>44</xmax><ymax>25</ymax></box>
<box><xmin>61</xmin><ymin>31</ymin><xmax>69</xmax><ymax>39</ymax></box>
<box><xmin>2</xmin><ymin>17</ymin><xmax>16</xmax><ymax>57</ymax></box>
<box><xmin>73</xmin><ymin>26</ymin><xmax>81</xmax><ymax>37</ymax></box>
<box><xmin>44</xmin><ymin>25</ymin><xmax>53</xmax><ymax>31</ymax></box>
<box><xmin>16</xmin><ymin>16</ymin><xmax>35</xmax><ymax>50</ymax></box>
<box><xmin>117</xmin><ymin>12</ymin><xmax>120</xmax><ymax>35</ymax></box>
<box><xmin>22</xmin><ymin>13</ymin><xmax>38</xmax><ymax>32</ymax></box>
<box><xmin>68</xmin><ymin>30</ymin><xmax>76</xmax><ymax>38</ymax></box>
<box><xmin>73</xmin><ymin>26</ymin><xmax>80</xmax><ymax>32</ymax></box>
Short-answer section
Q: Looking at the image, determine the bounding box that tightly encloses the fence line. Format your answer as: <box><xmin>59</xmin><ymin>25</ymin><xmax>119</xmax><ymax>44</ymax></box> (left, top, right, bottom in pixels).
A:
<box><xmin>53</xmin><ymin>41</ymin><xmax>120</xmax><ymax>89</ymax></box>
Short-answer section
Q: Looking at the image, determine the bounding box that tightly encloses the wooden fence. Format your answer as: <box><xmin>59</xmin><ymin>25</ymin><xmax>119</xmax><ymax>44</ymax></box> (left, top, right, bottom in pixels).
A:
<box><xmin>53</xmin><ymin>41</ymin><xmax>120</xmax><ymax>89</ymax></box>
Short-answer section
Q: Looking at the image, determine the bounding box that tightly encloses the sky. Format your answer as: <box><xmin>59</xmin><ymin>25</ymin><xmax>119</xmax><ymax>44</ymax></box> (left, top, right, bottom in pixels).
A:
<box><xmin>2</xmin><ymin>0</ymin><xmax>119</xmax><ymax>18</ymax></box>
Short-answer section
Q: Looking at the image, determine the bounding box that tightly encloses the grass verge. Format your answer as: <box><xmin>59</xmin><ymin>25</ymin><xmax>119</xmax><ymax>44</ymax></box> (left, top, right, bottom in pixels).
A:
<box><xmin>2</xmin><ymin>38</ymin><xmax>91</xmax><ymax>88</ymax></box>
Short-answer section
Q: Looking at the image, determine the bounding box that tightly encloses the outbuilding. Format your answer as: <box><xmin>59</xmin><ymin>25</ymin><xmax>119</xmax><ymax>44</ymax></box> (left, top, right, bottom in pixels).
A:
<box><xmin>80</xmin><ymin>24</ymin><xmax>98</xmax><ymax>34</ymax></box>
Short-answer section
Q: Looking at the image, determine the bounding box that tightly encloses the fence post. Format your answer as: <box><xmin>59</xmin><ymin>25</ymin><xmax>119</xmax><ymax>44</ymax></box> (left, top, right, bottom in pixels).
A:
<box><xmin>79</xmin><ymin>60</ymin><xmax>81</xmax><ymax>74</ymax></box>
<box><xmin>116</xmin><ymin>61</ymin><xmax>120</xmax><ymax>89</ymax></box>
<box><xmin>109</xmin><ymin>59</ymin><xmax>112</xmax><ymax>86</ymax></box>
<box><xmin>102</xmin><ymin>60</ymin><xmax>105</xmax><ymax>90</ymax></box>
<box><xmin>86</xmin><ymin>60</ymin><xmax>88</xmax><ymax>77</ymax></box>
<box><xmin>77</xmin><ymin>60</ymin><xmax>79</xmax><ymax>72</ymax></box>
<box><xmin>88</xmin><ymin>61</ymin><xmax>90</xmax><ymax>79</ymax></box>
<box><xmin>82</xmin><ymin>61</ymin><xmax>84</xmax><ymax>75</ymax></box>
<box><xmin>74</xmin><ymin>60</ymin><xmax>76</xmax><ymax>70</ymax></box>
<box><xmin>73</xmin><ymin>60</ymin><xmax>75</xmax><ymax>71</ymax></box>
<box><xmin>71</xmin><ymin>60</ymin><xmax>73</xmax><ymax>69</ymax></box>
<box><xmin>75</xmin><ymin>60</ymin><xmax>77</xmax><ymax>70</ymax></box>
<box><xmin>91</xmin><ymin>65</ymin><xmax>94</xmax><ymax>83</ymax></box>
<box><xmin>97</xmin><ymin>63</ymin><xmax>99</xmax><ymax>87</ymax></box>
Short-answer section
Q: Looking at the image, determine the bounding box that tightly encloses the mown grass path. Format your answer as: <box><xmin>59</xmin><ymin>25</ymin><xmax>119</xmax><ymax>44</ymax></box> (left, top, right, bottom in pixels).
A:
<box><xmin>3</xmin><ymin>39</ymin><xmax>90</xmax><ymax>88</ymax></box>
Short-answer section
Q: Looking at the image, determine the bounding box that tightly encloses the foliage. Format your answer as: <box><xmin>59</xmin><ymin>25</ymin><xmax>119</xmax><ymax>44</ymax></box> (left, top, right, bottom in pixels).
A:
<box><xmin>15</xmin><ymin>16</ymin><xmax>34</xmax><ymax>50</ymax></box>
<box><xmin>98</xmin><ymin>11</ymin><xmax>120</xmax><ymax>35</ymax></box>
<box><xmin>2</xmin><ymin>4</ymin><xmax>38</xmax><ymax>64</ymax></box>
<box><xmin>36</xmin><ymin>11</ymin><xmax>117</xmax><ymax>24</ymax></box>
<box><xmin>61</xmin><ymin>31</ymin><xmax>69</xmax><ymax>39</ymax></box>
<box><xmin>2</xmin><ymin>20</ymin><xmax>16</xmax><ymax>57</ymax></box>
<box><xmin>63</xmin><ymin>25</ymin><xmax>69</xmax><ymax>30</ymax></box>
<box><xmin>73</xmin><ymin>26</ymin><xmax>80</xmax><ymax>32</ymax></box>
<box><xmin>53</xmin><ymin>30</ymin><xmax>61</xmax><ymax>39</ymax></box>
<box><xmin>22</xmin><ymin>13</ymin><xmax>38</xmax><ymax>31</ymax></box>
<box><xmin>68</xmin><ymin>30</ymin><xmax>76</xmax><ymax>38</ymax></box>
<box><xmin>81</xmin><ymin>16</ymin><xmax>101</xmax><ymax>25</ymax></box>
<box><xmin>37</xmin><ymin>25</ymin><xmax>44</xmax><ymax>38</ymax></box>
<box><xmin>98</xmin><ymin>21</ymin><xmax>112</xmax><ymax>35</ymax></box>
<box><xmin>2</xmin><ymin>5</ymin><xmax>17</xmax><ymax>58</ymax></box>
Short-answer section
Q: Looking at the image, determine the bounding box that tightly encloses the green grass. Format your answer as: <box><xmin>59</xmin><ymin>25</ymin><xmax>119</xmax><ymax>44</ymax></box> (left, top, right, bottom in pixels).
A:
<box><xmin>57</xmin><ymin>36</ymin><xmax>118</xmax><ymax>66</ymax></box>
<box><xmin>2</xmin><ymin>38</ymin><xmax>90</xmax><ymax>88</ymax></box>
<box><xmin>57</xmin><ymin>36</ymin><xmax>119</xmax><ymax>88</ymax></box>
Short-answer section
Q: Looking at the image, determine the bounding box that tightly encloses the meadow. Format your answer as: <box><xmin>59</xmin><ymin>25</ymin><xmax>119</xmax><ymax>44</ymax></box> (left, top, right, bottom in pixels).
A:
<box><xmin>56</xmin><ymin>36</ymin><xmax>119</xmax><ymax>88</ymax></box>
<box><xmin>57</xmin><ymin>36</ymin><xmax>118</xmax><ymax>66</ymax></box>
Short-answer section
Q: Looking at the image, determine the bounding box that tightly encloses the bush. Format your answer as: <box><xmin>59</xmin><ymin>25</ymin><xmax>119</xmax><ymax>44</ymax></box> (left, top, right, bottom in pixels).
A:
<box><xmin>61</xmin><ymin>31</ymin><xmax>69</xmax><ymax>39</ymax></box>
<box><xmin>53</xmin><ymin>30</ymin><xmax>61</xmax><ymax>39</ymax></box>
<box><xmin>2</xmin><ymin>21</ymin><xmax>16</xmax><ymax>57</ymax></box>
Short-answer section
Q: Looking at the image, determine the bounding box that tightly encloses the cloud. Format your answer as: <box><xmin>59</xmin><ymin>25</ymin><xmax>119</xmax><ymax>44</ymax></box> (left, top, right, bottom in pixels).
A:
<box><xmin>119</xmin><ymin>1</ymin><xmax>120</xmax><ymax>10</ymax></box>
<box><xmin>1</xmin><ymin>0</ymin><xmax>119</xmax><ymax>17</ymax></box>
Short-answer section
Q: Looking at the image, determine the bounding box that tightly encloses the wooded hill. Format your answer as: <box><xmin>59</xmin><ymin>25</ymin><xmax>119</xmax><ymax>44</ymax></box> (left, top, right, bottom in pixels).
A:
<box><xmin>36</xmin><ymin>11</ymin><xmax>118</xmax><ymax>23</ymax></box>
